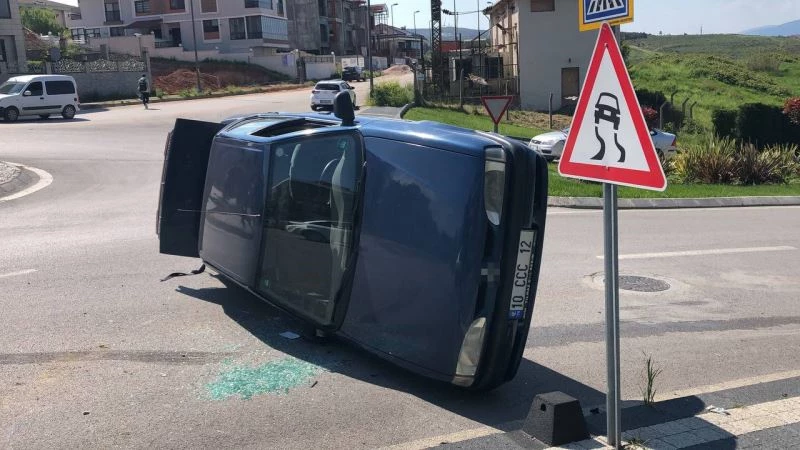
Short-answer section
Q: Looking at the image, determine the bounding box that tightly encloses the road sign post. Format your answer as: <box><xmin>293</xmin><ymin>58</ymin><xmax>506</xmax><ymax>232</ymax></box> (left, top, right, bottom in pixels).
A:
<box><xmin>559</xmin><ymin>22</ymin><xmax>664</xmax><ymax>448</ymax></box>
<box><xmin>481</xmin><ymin>95</ymin><xmax>514</xmax><ymax>133</ymax></box>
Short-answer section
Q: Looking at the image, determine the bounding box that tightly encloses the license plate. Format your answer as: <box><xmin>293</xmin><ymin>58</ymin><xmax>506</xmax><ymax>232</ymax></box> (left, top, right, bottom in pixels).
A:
<box><xmin>321</xmin><ymin>100</ymin><xmax>332</xmax><ymax>104</ymax></box>
<box><xmin>509</xmin><ymin>230</ymin><xmax>535</xmax><ymax>320</ymax></box>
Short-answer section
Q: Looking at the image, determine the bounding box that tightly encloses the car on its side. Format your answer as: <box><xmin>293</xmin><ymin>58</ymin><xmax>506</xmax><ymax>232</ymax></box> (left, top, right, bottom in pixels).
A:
<box><xmin>310</xmin><ymin>80</ymin><xmax>356</xmax><ymax>111</ymax></box>
<box><xmin>341</xmin><ymin>66</ymin><xmax>365</xmax><ymax>82</ymax></box>
<box><xmin>157</xmin><ymin>93</ymin><xmax>549</xmax><ymax>391</ymax></box>
<box><xmin>0</xmin><ymin>74</ymin><xmax>80</xmax><ymax>122</ymax></box>
<box><xmin>528</xmin><ymin>127</ymin><xmax>678</xmax><ymax>161</ymax></box>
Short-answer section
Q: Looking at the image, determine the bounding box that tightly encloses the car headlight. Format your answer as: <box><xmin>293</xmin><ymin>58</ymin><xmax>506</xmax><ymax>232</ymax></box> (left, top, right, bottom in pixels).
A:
<box><xmin>484</xmin><ymin>147</ymin><xmax>506</xmax><ymax>227</ymax></box>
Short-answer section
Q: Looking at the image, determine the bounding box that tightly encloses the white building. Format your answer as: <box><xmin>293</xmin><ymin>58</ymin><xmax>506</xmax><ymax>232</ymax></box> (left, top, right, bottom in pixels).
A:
<box><xmin>0</xmin><ymin>0</ymin><xmax>26</xmax><ymax>75</ymax></box>
<box><xmin>487</xmin><ymin>0</ymin><xmax>596</xmax><ymax>111</ymax></box>
<box><xmin>66</xmin><ymin>0</ymin><xmax>288</xmax><ymax>55</ymax></box>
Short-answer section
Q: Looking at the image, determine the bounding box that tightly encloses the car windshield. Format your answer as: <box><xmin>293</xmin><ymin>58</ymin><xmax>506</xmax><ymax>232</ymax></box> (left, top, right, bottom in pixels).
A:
<box><xmin>343</xmin><ymin>67</ymin><xmax>356</xmax><ymax>72</ymax></box>
<box><xmin>315</xmin><ymin>83</ymin><xmax>340</xmax><ymax>91</ymax></box>
<box><xmin>0</xmin><ymin>82</ymin><xmax>25</xmax><ymax>95</ymax></box>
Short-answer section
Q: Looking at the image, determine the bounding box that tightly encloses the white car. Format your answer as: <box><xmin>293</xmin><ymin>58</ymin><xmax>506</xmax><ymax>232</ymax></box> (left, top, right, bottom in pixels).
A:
<box><xmin>310</xmin><ymin>80</ymin><xmax>356</xmax><ymax>111</ymax></box>
<box><xmin>0</xmin><ymin>74</ymin><xmax>80</xmax><ymax>122</ymax></box>
<box><xmin>528</xmin><ymin>127</ymin><xmax>678</xmax><ymax>161</ymax></box>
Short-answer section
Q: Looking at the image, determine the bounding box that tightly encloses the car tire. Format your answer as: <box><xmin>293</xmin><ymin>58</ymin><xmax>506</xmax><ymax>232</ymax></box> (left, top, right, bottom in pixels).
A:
<box><xmin>39</xmin><ymin>114</ymin><xmax>50</xmax><ymax>120</ymax></box>
<box><xmin>61</xmin><ymin>105</ymin><xmax>76</xmax><ymax>120</ymax></box>
<box><xmin>311</xmin><ymin>105</ymin><xmax>318</xmax><ymax>111</ymax></box>
<box><xmin>4</xmin><ymin>107</ymin><xmax>19</xmax><ymax>122</ymax></box>
<box><xmin>657</xmin><ymin>149</ymin><xmax>665</xmax><ymax>162</ymax></box>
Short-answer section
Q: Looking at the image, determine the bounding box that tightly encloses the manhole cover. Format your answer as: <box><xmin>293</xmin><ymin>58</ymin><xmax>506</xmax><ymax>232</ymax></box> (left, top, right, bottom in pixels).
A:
<box><xmin>618</xmin><ymin>275</ymin><xmax>670</xmax><ymax>292</ymax></box>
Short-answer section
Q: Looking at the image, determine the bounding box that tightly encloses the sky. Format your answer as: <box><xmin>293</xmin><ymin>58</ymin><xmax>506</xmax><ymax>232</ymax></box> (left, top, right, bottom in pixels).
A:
<box><xmin>50</xmin><ymin>0</ymin><xmax>799</xmax><ymax>35</ymax></box>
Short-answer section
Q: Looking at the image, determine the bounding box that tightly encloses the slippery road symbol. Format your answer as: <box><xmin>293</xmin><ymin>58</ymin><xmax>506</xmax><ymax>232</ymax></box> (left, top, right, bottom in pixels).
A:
<box><xmin>590</xmin><ymin>92</ymin><xmax>626</xmax><ymax>163</ymax></box>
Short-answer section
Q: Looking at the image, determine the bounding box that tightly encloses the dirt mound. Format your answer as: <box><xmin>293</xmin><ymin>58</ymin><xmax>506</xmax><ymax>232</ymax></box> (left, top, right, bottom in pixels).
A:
<box><xmin>383</xmin><ymin>64</ymin><xmax>411</xmax><ymax>75</ymax></box>
<box><xmin>155</xmin><ymin>69</ymin><xmax>222</xmax><ymax>94</ymax></box>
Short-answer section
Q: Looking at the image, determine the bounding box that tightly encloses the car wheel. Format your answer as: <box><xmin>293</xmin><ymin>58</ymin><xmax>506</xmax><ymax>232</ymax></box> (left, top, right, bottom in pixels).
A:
<box><xmin>62</xmin><ymin>105</ymin><xmax>76</xmax><ymax>120</ymax></box>
<box><xmin>39</xmin><ymin>114</ymin><xmax>51</xmax><ymax>120</ymax></box>
<box><xmin>311</xmin><ymin>105</ymin><xmax>318</xmax><ymax>111</ymax></box>
<box><xmin>657</xmin><ymin>149</ymin><xmax>665</xmax><ymax>162</ymax></box>
<box><xmin>4</xmin><ymin>107</ymin><xmax>19</xmax><ymax>122</ymax></box>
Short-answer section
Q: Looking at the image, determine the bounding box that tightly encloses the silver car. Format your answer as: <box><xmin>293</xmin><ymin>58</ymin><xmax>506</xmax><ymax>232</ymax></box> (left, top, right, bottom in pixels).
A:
<box><xmin>528</xmin><ymin>128</ymin><xmax>678</xmax><ymax>161</ymax></box>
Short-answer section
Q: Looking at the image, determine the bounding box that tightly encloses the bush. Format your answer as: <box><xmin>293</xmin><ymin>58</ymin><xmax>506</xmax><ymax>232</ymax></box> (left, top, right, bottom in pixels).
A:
<box><xmin>681</xmin><ymin>118</ymin><xmax>707</xmax><ymax>135</ymax></box>
<box><xmin>736</xmin><ymin>142</ymin><xmax>800</xmax><ymax>185</ymax></box>
<box><xmin>673</xmin><ymin>135</ymin><xmax>738</xmax><ymax>184</ymax></box>
<box><xmin>636</xmin><ymin>89</ymin><xmax>666</xmax><ymax>109</ymax></box>
<box><xmin>745</xmin><ymin>54</ymin><xmax>781</xmax><ymax>74</ymax></box>
<box><xmin>737</xmin><ymin>103</ymin><xmax>797</xmax><ymax>147</ymax></box>
<box><xmin>369</xmin><ymin>81</ymin><xmax>414</xmax><ymax>107</ymax></box>
<box><xmin>784</xmin><ymin>97</ymin><xmax>800</xmax><ymax>126</ymax></box>
<box><xmin>712</xmin><ymin>109</ymin><xmax>738</xmax><ymax>139</ymax></box>
<box><xmin>641</xmin><ymin>105</ymin><xmax>658</xmax><ymax>128</ymax></box>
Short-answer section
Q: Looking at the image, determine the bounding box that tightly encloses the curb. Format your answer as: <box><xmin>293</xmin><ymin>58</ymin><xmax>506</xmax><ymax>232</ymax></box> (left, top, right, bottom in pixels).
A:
<box><xmin>0</xmin><ymin>164</ymin><xmax>39</xmax><ymax>199</ymax></box>
<box><xmin>80</xmin><ymin>84</ymin><xmax>311</xmax><ymax>111</ymax></box>
<box><xmin>548</xmin><ymin>195</ymin><xmax>800</xmax><ymax>209</ymax></box>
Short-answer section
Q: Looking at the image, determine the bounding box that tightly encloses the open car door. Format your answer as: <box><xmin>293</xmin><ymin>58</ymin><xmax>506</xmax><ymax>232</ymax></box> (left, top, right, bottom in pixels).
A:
<box><xmin>157</xmin><ymin>118</ymin><xmax>224</xmax><ymax>257</ymax></box>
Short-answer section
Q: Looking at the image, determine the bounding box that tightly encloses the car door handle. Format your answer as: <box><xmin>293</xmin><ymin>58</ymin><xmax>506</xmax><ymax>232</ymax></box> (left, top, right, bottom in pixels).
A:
<box><xmin>40</xmin><ymin>97</ymin><xmax>45</xmax><ymax>100</ymax></box>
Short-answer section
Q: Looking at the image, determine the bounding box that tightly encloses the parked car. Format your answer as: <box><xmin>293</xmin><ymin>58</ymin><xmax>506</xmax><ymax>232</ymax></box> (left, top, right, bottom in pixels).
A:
<box><xmin>0</xmin><ymin>74</ymin><xmax>79</xmax><ymax>122</ymax></box>
<box><xmin>341</xmin><ymin>66</ymin><xmax>365</xmax><ymax>82</ymax></box>
<box><xmin>310</xmin><ymin>80</ymin><xmax>356</xmax><ymax>111</ymax></box>
<box><xmin>528</xmin><ymin>127</ymin><xmax>678</xmax><ymax>161</ymax></box>
<box><xmin>157</xmin><ymin>93</ymin><xmax>549</xmax><ymax>391</ymax></box>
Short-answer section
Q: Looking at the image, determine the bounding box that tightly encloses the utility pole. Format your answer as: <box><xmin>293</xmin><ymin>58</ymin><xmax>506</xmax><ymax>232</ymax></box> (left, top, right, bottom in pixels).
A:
<box><xmin>189</xmin><ymin>0</ymin><xmax>202</xmax><ymax>92</ymax></box>
<box><xmin>366</xmin><ymin>0</ymin><xmax>373</xmax><ymax>96</ymax></box>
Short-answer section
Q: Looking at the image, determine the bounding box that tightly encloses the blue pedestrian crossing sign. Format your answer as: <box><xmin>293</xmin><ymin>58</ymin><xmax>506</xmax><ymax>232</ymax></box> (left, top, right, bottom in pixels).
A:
<box><xmin>579</xmin><ymin>0</ymin><xmax>634</xmax><ymax>31</ymax></box>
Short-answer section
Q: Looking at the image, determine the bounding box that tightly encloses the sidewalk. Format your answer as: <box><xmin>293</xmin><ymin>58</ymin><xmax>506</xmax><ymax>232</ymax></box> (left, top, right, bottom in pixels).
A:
<box><xmin>437</xmin><ymin>375</ymin><xmax>800</xmax><ymax>449</ymax></box>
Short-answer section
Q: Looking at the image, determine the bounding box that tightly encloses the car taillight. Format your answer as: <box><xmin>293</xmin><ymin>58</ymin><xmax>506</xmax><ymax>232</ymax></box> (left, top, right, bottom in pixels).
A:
<box><xmin>484</xmin><ymin>147</ymin><xmax>506</xmax><ymax>226</ymax></box>
<box><xmin>671</xmin><ymin>136</ymin><xmax>677</xmax><ymax>147</ymax></box>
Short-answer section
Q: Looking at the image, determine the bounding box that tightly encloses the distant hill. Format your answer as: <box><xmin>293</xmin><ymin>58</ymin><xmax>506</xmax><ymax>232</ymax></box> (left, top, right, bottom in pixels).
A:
<box><xmin>622</xmin><ymin>33</ymin><xmax>800</xmax><ymax>59</ymax></box>
<box><xmin>743</xmin><ymin>19</ymin><xmax>800</xmax><ymax>37</ymax></box>
<box><xmin>414</xmin><ymin>27</ymin><xmax>482</xmax><ymax>41</ymax></box>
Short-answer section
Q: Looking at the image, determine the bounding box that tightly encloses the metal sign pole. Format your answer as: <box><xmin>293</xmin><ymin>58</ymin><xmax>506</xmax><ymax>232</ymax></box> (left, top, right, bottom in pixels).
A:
<box><xmin>603</xmin><ymin>182</ymin><xmax>621</xmax><ymax>448</ymax></box>
<box><xmin>493</xmin><ymin>122</ymin><xmax>498</xmax><ymax>133</ymax></box>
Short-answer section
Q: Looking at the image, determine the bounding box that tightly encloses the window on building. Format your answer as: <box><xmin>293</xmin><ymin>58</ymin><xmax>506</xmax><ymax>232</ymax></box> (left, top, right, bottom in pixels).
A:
<box><xmin>85</xmin><ymin>28</ymin><xmax>103</xmax><ymax>38</ymax></box>
<box><xmin>262</xmin><ymin>16</ymin><xmax>287</xmax><ymax>40</ymax></box>
<box><xmin>134</xmin><ymin>0</ymin><xmax>151</xmax><ymax>14</ymax></box>
<box><xmin>245</xmin><ymin>0</ymin><xmax>272</xmax><ymax>8</ymax></box>
<box><xmin>229</xmin><ymin>17</ymin><xmax>246</xmax><ymax>40</ymax></box>
<box><xmin>530</xmin><ymin>0</ymin><xmax>554</xmax><ymax>12</ymax></box>
<box><xmin>201</xmin><ymin>0</ymin><xmax>217</xmax><ymax>13</ymax></box>
<box><xmin>246</xmin><ymin>15</ymin><xmax>263</xmax><ymax>39</ymax></box>
<box><xmin>105</xmin><ymin>1</ymin><xmax>121</xmax><ymax>22</ymax></box>
<box><xmin>203</xmin><ymin>19</ymin><xmax>220</xmax><ymax>41</ymax></box>
<box><xmin>70</xmin><ymin>28</ymin><xmax>86</xmax><ymax>40</ymax></box>
<box><xmin>277</xmin><ymin>0</ymin><xmax>284</xmax><ymax>16</ymax></box>
<box><xmin>0</xmin><ymin>0</ymin><xmax>11</xmax><ymax>18</ymax></box>
<box><xmin>170</xmin><ymin>0</ymin><xmax>185</xmax><ymax>10</ymax></box>
<box><xmin>110</xmin><ymin>26</ymin><xmax>125</xmax><ymax>36</ymax></box>
<box><xmin>318</xmin><ymin>0</ymin><xmax>326</xmax><ymax>17</ymax></box>
<box><xmin>320</xmin><ymin>24</ymin><xmax>328</xmax><ymax>43</ymax></box>
<box><xmin>0</xmin><ymin>40</ymin><xmax>7</xmax><ymax>63</ymax></box>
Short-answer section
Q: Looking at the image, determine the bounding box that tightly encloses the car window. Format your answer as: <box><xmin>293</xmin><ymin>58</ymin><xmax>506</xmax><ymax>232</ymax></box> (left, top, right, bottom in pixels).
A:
<box><xmin>258</xmin><ymin>132</ymin><xmax>363</xmax><ymax>324</ymax></box>
<box><xmin>26</xmin><ymin>81</ymin><xmax>44</xmax><ymax>97</ymax></box>
<box><xmin>0</xmin><ymin>82</ymin><xmax>25</xmax><ymax>95</ymax></box>
<box><xmin>315</xmin><ymin>83</ymin><xmax>340</xmax><ymax>91</ymax></box>
<box><xmin>45</xmin><ymin>80</ymin><xmax>76</xmax><ymax>95</ymax></box>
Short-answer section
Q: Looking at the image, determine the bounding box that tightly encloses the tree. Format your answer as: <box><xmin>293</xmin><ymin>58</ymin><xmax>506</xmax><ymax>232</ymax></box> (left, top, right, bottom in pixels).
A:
<box><xmin>20</xmin><ymin>7</ymin><xmax>65</xmax><ymax>36</ymax></box>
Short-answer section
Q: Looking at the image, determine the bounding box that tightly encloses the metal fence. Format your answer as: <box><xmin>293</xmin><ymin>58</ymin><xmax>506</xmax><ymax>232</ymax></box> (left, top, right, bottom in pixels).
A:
<box><xmin>52</xmin><ymin>58</ymin><xmax>146</xmax><ymax>74</ymax></box>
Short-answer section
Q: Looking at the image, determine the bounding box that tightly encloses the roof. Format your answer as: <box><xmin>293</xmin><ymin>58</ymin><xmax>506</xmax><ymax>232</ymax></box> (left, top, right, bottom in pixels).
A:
<box><xmin>126</xmin><ymin>19</ymin><xmax>163</xmax><ymax>29</ymax></box>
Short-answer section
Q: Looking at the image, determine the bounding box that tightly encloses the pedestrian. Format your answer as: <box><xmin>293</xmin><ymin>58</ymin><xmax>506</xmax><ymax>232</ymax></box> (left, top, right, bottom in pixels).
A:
<box><xmin>138</xmin><ymin>74</ymin><xmax>150</xmax><ymax>109</ymax></box>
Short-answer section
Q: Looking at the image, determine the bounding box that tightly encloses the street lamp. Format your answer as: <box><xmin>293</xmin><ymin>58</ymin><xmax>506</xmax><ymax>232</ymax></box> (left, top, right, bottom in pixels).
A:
<box><xmin>391</xmin><ymin>3</ymin><xmax>398</xmax><ymax>30</ymax></box>
<box><xmin>331</xmin><ymin>51</ymin><xmax>336</xmax><ymax>75</ymax></box>
<box><xmin>188</xmin><ymin>0</ymin><xmax>202</xmax><ymax>92</ymax></box>
<box><xmin>390</xmin><ymin>3</ymin><xmax>398</xmax><ymax>63</ymax></box>
<box><xmin>413</xmin><ymin>10</ymin><xmax>419</xmax><ymax>36</ymax></box>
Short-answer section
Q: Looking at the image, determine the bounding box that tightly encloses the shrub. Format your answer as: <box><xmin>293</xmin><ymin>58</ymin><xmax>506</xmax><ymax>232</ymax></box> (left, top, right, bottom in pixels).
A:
<box><xmin>635</xmin><ymin>89</ymin><xmax>666</xmax><ymax>109</ymax></box>
<box><xmin>784</xmin><ymin>97</ymin><xmax>800</xmax><ymax>126</ymax></box>
<box><xmin>737</xmin><ymin>103</ymin><xmax>796</xmax><ymax>147</ymax></box>
<box><xmin>745</xmin><ymin>54</ymin><xmax>782</xmax><ymax>74</ymax></box>
<box><xmin>712</xmin><ymin>109</ymin><xmax>738</xmax><ymax>139</ymax></box>
<box><xmin>369</xmin><ymin>81</ymin><xmax>414</xmax><ymax>107</ymax></box>
<box><xmin>641</xmin><ymin>105</ymin><xmax>658</xmax><ymax>128</ymax></box>
<box><xmin>673</xmin><ymin>135</ymin><xmax>738</xmax><ymax>184</ymax></box>
<box><xmin>736</xmin><ymin>143</ymin><xmax>800</xmax><ymax>185</ymax></box>
<box><xmin>681</xmin><ymin>118</ymin><xmax>707</xmax><ymax>135</ymax></box>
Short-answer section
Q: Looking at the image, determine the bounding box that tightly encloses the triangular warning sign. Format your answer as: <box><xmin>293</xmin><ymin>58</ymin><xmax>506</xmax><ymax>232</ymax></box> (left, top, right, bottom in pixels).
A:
<box><xmin>481</xmin><ymin>95</ymin><xmax>514</xmax><ymax>125</ymax></box>
<box><xmin>558</xmin><ymin>23</ymin><xmax>667</xmax><ymax>191</ymax></box>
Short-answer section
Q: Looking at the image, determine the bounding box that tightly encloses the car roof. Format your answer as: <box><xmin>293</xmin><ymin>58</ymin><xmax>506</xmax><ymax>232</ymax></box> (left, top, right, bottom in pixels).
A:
<box><xmin>221</xmin><ymin>113</ymin><xmax>501</xmax><ymax>158</ymax></box>
<box><xmin>316</xmin><ymin>80</ymin><xmax>344</xmax><ymax>84</ymax></box>
<box><xmin>5</xmin><ymin>74</ymin><xmax>75</xmax><ymax>83</ymax></box>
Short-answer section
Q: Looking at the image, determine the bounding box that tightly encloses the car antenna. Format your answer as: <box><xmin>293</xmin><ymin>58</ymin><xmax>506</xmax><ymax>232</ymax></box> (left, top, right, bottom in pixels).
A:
<box><xmin>333</xmin><ymin>91</ymin><xmax>355</xmax><ymax>126</ymax></box>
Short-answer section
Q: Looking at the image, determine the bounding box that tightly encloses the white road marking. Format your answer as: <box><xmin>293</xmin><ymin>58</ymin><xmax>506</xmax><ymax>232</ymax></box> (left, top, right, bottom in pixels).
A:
<box><xmin>379</xmin><ymin>426</ymin><xmax>502</xmax><ymax>450</ymax></box>
<box><xmin>0</xmin><ymin>163</ymin><xmax>54</xmax><ymax>202</ymax></box>
<box><xmin>596</xmin><ymin>246</ymin><xmax>796</xmax><ymax>260</ymax></box>
<box><xmin>0</xmin><ymin>269</ymin><xmax>37</xmax><ymax>279</ymax></box>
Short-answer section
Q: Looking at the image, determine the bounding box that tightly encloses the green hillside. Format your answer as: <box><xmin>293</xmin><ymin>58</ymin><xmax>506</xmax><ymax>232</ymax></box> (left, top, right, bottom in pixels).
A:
<box><xmin>623</xmin><ymin>34</ymin><xmax>800</xmax><ymax>128</ymax></box>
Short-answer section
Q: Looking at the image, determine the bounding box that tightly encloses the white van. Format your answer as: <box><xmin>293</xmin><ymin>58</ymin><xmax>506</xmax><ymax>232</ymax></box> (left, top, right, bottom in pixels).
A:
<box><xmin>0</xmin><ymin>74</ymin><xmax>80</xmax><ymax>122</ymax></box>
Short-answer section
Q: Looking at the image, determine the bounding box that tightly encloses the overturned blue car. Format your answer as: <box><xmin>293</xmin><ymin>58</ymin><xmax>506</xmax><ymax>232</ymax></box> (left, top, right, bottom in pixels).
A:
<box><xmin>157</xmin><ymin>95</ymin><xmax>548</xmax><ymax>390</ymax></box>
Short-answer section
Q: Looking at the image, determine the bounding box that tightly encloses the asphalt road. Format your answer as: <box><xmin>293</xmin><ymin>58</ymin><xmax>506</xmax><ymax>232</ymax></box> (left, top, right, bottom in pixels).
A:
<box><xmin>1</xmin><ymin>84</ymin><xmax>799</xmax><ymax>449</ymax></box>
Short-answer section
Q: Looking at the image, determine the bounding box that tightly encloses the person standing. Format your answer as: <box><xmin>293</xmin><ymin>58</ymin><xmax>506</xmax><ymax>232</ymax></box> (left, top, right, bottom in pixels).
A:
<box><xmin>138</xmin><ymin>74</ymin><xmax>150</xmax><ymax>109</ymax></box>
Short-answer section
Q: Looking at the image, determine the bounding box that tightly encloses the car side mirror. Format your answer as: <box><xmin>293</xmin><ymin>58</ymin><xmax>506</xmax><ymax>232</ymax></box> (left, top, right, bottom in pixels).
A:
<box><xmin>649</xmin><ymin>130</ymin><xmax>656</xmax><ymax>136</ymax></box>
<box><xmin>333</xmin><ymin>90</ymin><xmax>355</xmax><ymax>126</ymax></box>
<box><xmin>23</xmin><ymin>90</ymin><xmax>31</xmax><ymax>97</ymax></box>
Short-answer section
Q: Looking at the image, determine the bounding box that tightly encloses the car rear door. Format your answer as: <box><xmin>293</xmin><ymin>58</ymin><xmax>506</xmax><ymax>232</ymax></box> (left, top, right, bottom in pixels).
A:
<box><xmin>157</xmin><ymin>118</ymin><xmax>225</xmax><ymax>257</ymax></box>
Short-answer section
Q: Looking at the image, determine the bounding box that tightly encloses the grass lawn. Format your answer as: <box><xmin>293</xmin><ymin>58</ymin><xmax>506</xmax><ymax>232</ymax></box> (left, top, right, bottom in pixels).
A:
<box><xmin>404</xmin><ymin>106</ymin><xmax>548</xmax><ymax>139</ymax></box>
<box><xmin>548</xmin><ymin>165</ymin><xmax>800</xmax><ymax>198</ymax></box>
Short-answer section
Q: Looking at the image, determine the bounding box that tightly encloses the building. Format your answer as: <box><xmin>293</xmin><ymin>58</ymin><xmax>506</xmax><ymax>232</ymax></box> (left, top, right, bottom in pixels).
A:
<box><xmin>373</xmin><ymin>23</ymin><xmax>425</xmax><ymax>62</ymax></box>
<box><xmin>0</xmin><ymin>0</ymin><xmax>26</xmax><ymax>75</ymax></box>
<box><xmin>286</xmin><ymin>0</ymin><xmax>368</xmax><ymax>56</ymax></box>
<box><xmin>66</xmin><ymin>0</ymin><xmax>289</xmax><ymax>55</ymax></box>
<box><xmin>487</xmin><ymin>0</ymin><xmax>595</xmax><ymax>111</ymax></box>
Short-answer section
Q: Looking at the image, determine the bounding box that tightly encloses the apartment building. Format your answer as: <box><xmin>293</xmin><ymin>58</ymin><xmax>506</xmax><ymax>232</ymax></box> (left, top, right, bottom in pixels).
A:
<box><xmin>0</xmin><ymin>0</ymin><xmax>26</xmax><ymax>75</ymax></box>
<box><xmin>66</xmin><ymin>0</ymin><xmax>289</xmax><ymax>54</ymax></box>
<box><xmin>287</xmin><ymin>0</ymin><xmax>368</xmax><ymax>56</ymax></box>
<box><xmin>487</xmin><ymin>0</ymin><xmax>595</xmax><ymax>111</ymax></box>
